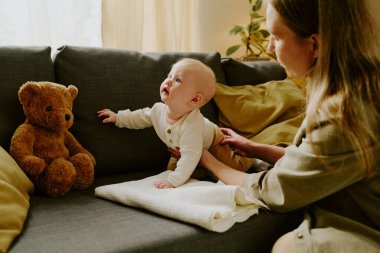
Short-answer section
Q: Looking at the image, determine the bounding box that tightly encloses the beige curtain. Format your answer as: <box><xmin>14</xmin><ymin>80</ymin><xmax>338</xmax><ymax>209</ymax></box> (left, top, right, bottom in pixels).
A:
<box><xmin>102</xmin><ymin>0</ymin><xmax>249</xmax><ymax>55</ymax></box>
<box><xmin>103</xmin><ymin>0</ymin><xmax>199</xmax><ymax>52</ymax></box>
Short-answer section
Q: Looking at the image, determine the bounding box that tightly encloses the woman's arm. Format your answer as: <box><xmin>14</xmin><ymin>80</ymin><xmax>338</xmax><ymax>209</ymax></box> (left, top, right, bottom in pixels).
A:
<box><xmin>220</xmin><ymin>128</ymin><xmax>285</xmax><ymax>165</ymax></box>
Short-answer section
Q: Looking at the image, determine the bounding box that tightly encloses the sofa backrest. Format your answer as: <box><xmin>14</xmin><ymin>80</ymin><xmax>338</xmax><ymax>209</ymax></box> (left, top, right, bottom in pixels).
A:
<box><xmin>0</xmin><ymin>47</ymin><xmax>55</xmax><ymax>151</ymax></box>
<box><xmin>221</xmin><ymin>57</ymin><xmax>287</xmax><ymax>85</ymax></box>
<box><xmin>54</xmin><ymin>46</ymin><xmax>226</xmax><ymax>176</ymax></box>
<box><xmin>0</xmin><ymin>45</ymin><xmax>285</xmax><ymax>177</ymax></box>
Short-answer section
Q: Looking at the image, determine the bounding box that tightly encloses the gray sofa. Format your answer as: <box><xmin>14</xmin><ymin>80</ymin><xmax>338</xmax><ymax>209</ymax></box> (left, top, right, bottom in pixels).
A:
<box><xmin>1</xmin><ymin>46</ymin><xmax>303</xmax><ymax>253</ymax></box>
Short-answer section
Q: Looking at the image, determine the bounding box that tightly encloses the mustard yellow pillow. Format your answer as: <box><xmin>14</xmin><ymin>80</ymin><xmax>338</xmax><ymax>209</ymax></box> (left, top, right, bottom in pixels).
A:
<box><xmin>0</xmin><ymin>147</ymin><xmax>33</xmax><ymax>252</ymax></box>
<box><xmin>214</xmin><ymin>80</ymin><xmax>306</xmax><ymax>147</ymax></box>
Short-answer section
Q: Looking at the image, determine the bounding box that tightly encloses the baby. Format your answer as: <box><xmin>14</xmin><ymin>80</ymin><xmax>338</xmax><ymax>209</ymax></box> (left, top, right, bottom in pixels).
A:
<box><xmin>97</xmin><ymin>58</ymin><xmax>255</xmax><ymax>188</ymax></box>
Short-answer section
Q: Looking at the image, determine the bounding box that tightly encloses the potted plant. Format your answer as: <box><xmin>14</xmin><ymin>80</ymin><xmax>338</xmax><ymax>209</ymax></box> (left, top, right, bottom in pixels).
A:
<box><xmin>226</xmin><ymin>0</ymin><xmax>275</xmax><ymax>61</ymax></box>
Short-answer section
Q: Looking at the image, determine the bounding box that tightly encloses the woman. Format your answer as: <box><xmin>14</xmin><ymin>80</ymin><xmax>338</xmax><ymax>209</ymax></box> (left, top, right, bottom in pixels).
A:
<box><xmin>200</xmin><ymin>0</ymin><xmax>380</xmax><ymax>252</ymax></box>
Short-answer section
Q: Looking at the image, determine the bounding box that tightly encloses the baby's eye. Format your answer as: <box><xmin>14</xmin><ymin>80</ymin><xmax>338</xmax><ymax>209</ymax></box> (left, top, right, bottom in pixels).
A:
<box><xmin>46</xmin><ymin>105</ymin><xmax>52</xmax><ymax>112</ymax></box>
<box><xmin>175</xmin><ymin>78</ymin><xmax>182</xmax><ymax>83</ymax></box>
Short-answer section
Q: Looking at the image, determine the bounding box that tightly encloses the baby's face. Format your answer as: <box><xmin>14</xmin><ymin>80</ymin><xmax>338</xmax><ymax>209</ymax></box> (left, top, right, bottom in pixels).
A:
<box><xmin>160</xmin><ymin>64</ymin><xmax>199</xmax><ymax>113</ymax></box>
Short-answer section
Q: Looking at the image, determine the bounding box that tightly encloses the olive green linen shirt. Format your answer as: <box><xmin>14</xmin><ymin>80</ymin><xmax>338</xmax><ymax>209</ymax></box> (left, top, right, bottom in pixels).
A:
<box><xmin>242</xmin><ymin>117</ymin><xmax>380</xmax><ymax>252</ymax></box>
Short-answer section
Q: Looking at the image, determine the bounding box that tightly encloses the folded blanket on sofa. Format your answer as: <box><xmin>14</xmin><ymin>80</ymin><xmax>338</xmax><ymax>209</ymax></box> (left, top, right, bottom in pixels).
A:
<box><xmin>95</xmin><ymin>171</ymin><xmax>264</xmax><ymax>232</ymax></box>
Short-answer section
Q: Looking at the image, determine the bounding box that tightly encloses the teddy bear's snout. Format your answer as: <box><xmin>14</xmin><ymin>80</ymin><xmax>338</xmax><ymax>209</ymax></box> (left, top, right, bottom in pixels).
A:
<box><xmin>65</xmin><ymin>114</ymin><xmax>71</xmax><ymax>121</ymax></box>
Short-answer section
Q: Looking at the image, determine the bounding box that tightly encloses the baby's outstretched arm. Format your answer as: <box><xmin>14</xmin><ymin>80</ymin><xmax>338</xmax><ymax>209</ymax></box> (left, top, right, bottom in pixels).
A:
<box><xmin>97</xmin><ymin>109</ymin><xmax>117</xmax><ymax>124</ymax></box>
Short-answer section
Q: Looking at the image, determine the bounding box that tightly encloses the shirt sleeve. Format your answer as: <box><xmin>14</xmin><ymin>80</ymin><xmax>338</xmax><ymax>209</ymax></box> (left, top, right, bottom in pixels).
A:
<box><xmin>167</xmin><ymin>111</ymin><xmax>204</xmax><ymax>187</ymax></box>
<box><xmin>115</xmin><ymin>107</ymin><xmax>153</xmax><ymax>129</ymax></box>
<box><xmin>242</xmin><ymin>121</ymin><xmax>367</xmax><ymax>212</ymax></box>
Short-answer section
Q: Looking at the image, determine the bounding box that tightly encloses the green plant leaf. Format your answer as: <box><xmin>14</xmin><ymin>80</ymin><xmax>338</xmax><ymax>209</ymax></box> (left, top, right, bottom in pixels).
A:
<box><xmin>249</xmin><ymin>22</ymin><xmax>261</xmax><ymax>33</ymax></box>
<box><xmin>225</xmin><ymin>0</ymin><xmax>276</xmax><ymax>62</ymax></box>
<box><xmin>252</xmin><ymin>0</ymin><xmax>262</xmax><ymax>12</ymax></box>
<box><xmin>260</xmin><ymin>29</ymin><xmax>270</xmax><ymax>38</ymax></box>
<box><xmin>226</xmin><ymin>45</ymin><xmax>241</xmax><ymax>56</ymax></box>
<box><xmin>250</xmin><ymin>12</ymin><xmax>263</xmax><ymax>19</ymax></box>
<box><xmin>253</xmin><ymin>31</ymin><xmax>264</xmax><ymax>39</ymax></box>
<box><xmin>229</xmin><ymin>25</ymin><xmax>244</xmax><ymax>35</ymax></box>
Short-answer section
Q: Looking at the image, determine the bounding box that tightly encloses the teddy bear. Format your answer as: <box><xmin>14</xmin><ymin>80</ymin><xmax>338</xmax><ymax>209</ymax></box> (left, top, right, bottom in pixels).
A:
<box><xmin>10</xmin><ymin>81</ymin><xmax>96</xmax><ymax>197</ymax></box>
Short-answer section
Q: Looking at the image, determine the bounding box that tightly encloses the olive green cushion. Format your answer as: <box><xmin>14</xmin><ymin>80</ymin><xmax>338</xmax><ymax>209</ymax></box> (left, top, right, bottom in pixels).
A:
<box><xmin>0</xmin><ymin>147</ymin><xmax>33</xmax><ymax>252</ymax></box>
<box><xmin>214</xmin><ymin>80</ymin><xmax>306</xmax><ymax>147</ymax></box>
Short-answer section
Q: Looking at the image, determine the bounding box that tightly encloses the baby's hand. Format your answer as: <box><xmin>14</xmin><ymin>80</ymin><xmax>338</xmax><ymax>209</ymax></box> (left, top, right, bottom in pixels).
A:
<box><xmin>154</xmin><ymin>180</ymin><xmax>175</xmax><ymax>189</ymax></box>
<box><xmin>97</xmin><ymin>108</ymin><xmax>117</xmax><ymax>124</ymax></box>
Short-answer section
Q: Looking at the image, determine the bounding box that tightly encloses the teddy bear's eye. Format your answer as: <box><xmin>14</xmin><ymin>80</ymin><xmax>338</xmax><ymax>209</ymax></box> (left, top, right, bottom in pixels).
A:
<box><xmin>46</xmin><ymin>106</ymin><xmax>52</xmax><ymax>112</ymax></box>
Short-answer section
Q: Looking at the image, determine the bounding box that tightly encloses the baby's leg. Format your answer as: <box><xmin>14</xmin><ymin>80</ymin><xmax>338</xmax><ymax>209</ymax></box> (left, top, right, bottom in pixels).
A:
<box><xmin>209</xmin><ymin>143</ymin><xmax>255</xmax><ymax>172</ymax></box>
<box><xmin>209</xmin><ymin>128</ymin><xmax>255</xmax><ymax>172</ymax></box>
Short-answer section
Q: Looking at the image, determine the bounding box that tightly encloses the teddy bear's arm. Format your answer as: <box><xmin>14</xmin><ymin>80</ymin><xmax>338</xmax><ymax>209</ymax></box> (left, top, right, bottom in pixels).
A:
<box><xmin>64</xmin><ymin>131</ymin><xmax>96</xmax><ymax>166</ymax></box>
<box><xmin>10</xmin><ymin>123</ymin><xmax>46</xmax><ymax>176</ymax></box>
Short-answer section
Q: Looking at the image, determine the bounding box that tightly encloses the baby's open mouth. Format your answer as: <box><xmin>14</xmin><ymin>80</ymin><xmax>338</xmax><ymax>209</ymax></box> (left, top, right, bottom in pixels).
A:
<box><xmin>162</xmin><ymin>87</ymin><xmax>169</xmax><ymax>95</ymax></box>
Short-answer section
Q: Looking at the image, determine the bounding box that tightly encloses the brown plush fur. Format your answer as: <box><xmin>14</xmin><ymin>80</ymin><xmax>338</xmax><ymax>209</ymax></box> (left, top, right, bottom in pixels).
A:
<box><xmin>10</xmin><ymin>81</ymin><xmax>95</xmax><ymax>197</ymax></box>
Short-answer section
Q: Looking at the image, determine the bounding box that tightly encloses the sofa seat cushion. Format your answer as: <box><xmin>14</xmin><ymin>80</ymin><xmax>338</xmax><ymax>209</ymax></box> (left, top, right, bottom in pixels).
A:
<box><xmin>10</xmin><ymin>172</ymin><xmax>303</xmax><ymax>253</ymax></box>
<box><xmin>53</xmin><ymin>46</ymin><xmax>226</xmax><ymax>176</ymax></box>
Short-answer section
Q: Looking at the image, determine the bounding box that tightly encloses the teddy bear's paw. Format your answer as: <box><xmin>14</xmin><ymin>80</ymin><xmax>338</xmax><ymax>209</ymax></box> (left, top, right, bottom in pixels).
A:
<box><xmin>21</xmin><ymin>155</ymin><xmax>46</xmax><ymax>176</ymax></box>
<box><xmin>37</xmin><ymin>158</ymin><xmax>77</xmax><ymax>197</ymax></box>
<box><xmin>70</xmin><ymin>153</ymin><xmax>95</xmax><ymax>190</ymax></box>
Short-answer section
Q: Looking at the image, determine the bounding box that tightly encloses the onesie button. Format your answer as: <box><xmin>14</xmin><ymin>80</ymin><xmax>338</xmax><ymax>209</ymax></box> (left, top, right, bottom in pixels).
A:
<box><xmin>296</xmin><ymin>233</ymin><xmax>303</xmax><ymax>239</ymax></box>
<box><xmin>167</xmin><ymin>129</ymin><xmax>171</xmax><ymax>134</ymax></box>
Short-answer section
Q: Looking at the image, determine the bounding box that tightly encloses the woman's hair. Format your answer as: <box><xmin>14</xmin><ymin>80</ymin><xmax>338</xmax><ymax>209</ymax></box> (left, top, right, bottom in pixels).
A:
<box><xmin>268</xmin><ymin>0</ymin><xmax>318</xmax><ymax>38</ymax></box>
<box><xmin>270</xmin><ymin>0</ymin><xmax>380</xmax><ymax>177</ymax></box>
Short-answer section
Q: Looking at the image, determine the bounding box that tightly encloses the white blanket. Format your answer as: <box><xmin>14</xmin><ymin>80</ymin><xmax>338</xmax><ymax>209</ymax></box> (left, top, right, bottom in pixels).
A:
<box><xmin>95</xmin><ymin>171</ymin><xmax>264</xmax><ymax>232</ymax></box>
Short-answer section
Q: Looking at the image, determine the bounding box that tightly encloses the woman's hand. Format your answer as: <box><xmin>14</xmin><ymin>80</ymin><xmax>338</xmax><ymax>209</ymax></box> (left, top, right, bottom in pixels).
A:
<box><xmin>220</xmin><ymin>128</ymin><xmax>255</xmax><ymax>158</ymax></box>
<box><xmin>220</xmin><ymin>128</ymin><xmax>285</xmax><ymax>164</ymax></box>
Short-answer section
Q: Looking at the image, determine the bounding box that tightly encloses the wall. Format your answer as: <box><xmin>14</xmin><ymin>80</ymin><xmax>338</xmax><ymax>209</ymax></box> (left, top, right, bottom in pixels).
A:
<box><xmin>196</xmin><ymin>0</ymin><xmax>250</xmax><ymax>57</ymax></box>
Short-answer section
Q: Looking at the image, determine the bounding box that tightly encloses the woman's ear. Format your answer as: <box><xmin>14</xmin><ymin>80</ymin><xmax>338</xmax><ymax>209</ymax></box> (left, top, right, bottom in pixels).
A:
<box><xmin>310</xmin><ymin>34</ymin><xmax>320</xmax><ymax>58</ymax></box>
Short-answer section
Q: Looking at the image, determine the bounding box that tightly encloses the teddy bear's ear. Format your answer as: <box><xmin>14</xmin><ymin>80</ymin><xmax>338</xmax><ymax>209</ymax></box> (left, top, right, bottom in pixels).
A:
<box><xmin>67</xmin><ymin>85</ymin><xmax>78</xmax><ymax>100</ymax></box>
<box><xmin>18</xmin><ymin>82</ymin><xmax>41</xmax><ymax>105</ymax></box>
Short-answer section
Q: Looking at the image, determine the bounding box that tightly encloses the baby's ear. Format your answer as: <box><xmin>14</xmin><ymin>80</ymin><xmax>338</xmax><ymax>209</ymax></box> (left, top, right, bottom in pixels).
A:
<box><xmin>191</xmin><ymin>93</ymin><xmax>203</xmax><ymax>105</ymax></box>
